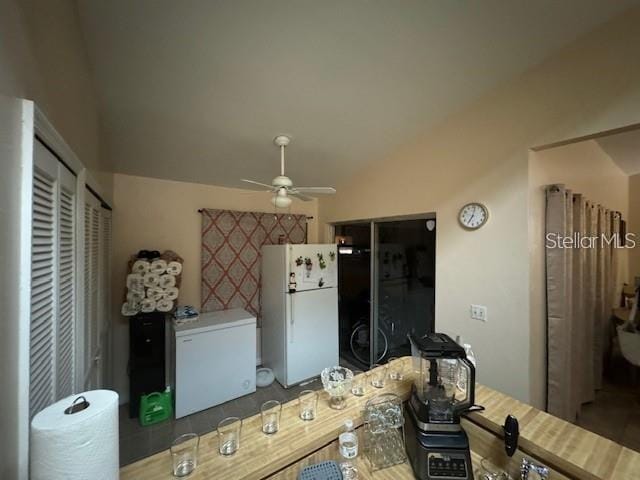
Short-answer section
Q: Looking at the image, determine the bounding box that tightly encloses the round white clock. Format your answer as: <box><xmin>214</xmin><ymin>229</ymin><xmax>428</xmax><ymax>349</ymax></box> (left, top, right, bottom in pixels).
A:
<box><xmin>459</xmin><ymin>202</ymin><xmax>488</xmax><ymax>229</ymax></box>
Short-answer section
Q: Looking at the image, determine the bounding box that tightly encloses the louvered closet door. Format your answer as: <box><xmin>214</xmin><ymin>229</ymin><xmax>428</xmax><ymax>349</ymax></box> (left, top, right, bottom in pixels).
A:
<box><xmin>99</xmin><ymin>208</ymin><xmax>112</xmax><ymax>386</ymax></box>
<box><xmin>56</xmin><ymin>167</ymin><xmax>76</xmax><ymax>398</ymax></box>
<box><xmin>30</xmin><ymin>146</ymin><xmax>57</xmax><ymax>417</ymax></box>
<box><xmin>84</xmin><ymin>189</ymin><xmax>102</xmax><ymax>389</ymax></box>
<box><xmin>30</xmin><ymin>139</ymin><xmax>78</xmax><ymax>418</ymax></box>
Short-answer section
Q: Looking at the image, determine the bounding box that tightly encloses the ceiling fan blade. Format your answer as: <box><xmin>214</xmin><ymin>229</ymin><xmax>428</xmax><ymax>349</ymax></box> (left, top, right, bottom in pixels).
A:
<box><xmin>291</xmin><ymin>187</ymin><xmax>336</xmax><ymax>195</ymax></box>
<box><xmin>289</xmin><ymin>192</ymin><xmax>314</xmax><ymax>202</ymax></box>
<box><xmin>241</xmin><ymin>179</ymin><xmax>274</xmax><ymax>190</ymax></box>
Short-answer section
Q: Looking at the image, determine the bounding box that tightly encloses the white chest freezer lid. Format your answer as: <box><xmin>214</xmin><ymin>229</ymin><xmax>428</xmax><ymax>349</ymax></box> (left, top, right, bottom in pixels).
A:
<box><xmin>174</xmin><ymin>308</ymin><xmax>256</xmax><ymax>337</ymax></box>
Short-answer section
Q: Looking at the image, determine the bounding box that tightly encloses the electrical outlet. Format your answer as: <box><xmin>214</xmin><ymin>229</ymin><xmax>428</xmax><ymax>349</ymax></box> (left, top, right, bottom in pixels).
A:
<box><xmin>470</xmin><ymin>304</ymin><xmax>487</xmax><ymax>322</ymax></box>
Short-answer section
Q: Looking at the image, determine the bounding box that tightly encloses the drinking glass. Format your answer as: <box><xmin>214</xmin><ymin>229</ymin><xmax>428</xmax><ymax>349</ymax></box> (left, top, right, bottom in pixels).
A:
<box><xmin>388</xmin><ymin>357</ymin><xmax>404</xmax><ymax>380</ymax></box>
<box><xmin>299</xmin><ymin>390</ymin><xmax>318</xmax><ymax>421</ymax></box>
<box><xmin>477</xmin><ymin>458</ymin><xmax>511</xmax><ymax>480</ymax></box>
<box><xmin>261</xmin><ymin>400</ymin><xmax>282</xmax><ymax>434</ymax></box>
<box><xmin>321</xmin><ymin>366</ymin><xmax>354</xmax><ymax>410</ymax></box>
<box><xmin>170</xmin><ymin>433</ymin><xmax>199</xmax><ymax>477</ymax></box>
<box><xmin>370</xmin><ymin>364</ymin><xmax>388</xmax><ymax>388</ymax></box>
<box><xmin>351</xmin><ymin>370</ymin><xmax>367</xmax><ymax>396</ymax></box>
<box><xmin>217</xmin><ymin>417</ymin><xmax>242</xmax><ymax>456</ymax></box>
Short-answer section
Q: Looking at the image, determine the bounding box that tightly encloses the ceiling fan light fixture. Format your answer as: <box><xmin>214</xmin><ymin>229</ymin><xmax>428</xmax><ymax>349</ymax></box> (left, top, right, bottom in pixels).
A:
<box><xmin>241</xmin><ymin>134</ymin><xmax>336</xmax><ymax>206</ymax></box>
<box><xmin>271</xmin><ymin>193</ymin><xmax>292</xmax><ymax>208</ymax></box>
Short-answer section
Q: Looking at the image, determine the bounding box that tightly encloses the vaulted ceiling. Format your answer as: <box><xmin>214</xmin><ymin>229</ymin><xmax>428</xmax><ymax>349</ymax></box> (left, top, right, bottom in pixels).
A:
<box><xmin>597</xmin><ymin>129</ymin><xmax>640</xmax><ymax>176</ymax></box>
<box><xmin>77</xmin><ymin>0</ymin><xmax>639</xmax><ymax>190</ymax></box>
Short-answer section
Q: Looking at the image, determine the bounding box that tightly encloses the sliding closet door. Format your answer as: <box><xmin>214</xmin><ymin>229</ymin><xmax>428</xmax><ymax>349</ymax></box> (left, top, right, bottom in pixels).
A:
<box><xmin>29</xmin><ymin>139</ymin><xmax>77</xmax><ymax>418</ymax></box>
<box><xmin>373</xmin><ymin>218</ymin><xmax>436</xmax><ymax>360</ymax></box>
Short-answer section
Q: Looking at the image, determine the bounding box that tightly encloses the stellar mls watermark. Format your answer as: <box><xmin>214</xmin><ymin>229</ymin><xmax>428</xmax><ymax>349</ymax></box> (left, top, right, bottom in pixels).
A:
<box><xmin>545</xmin><ymin>232</ymin><xmax>637</xmax><ymax>249</ymax></box>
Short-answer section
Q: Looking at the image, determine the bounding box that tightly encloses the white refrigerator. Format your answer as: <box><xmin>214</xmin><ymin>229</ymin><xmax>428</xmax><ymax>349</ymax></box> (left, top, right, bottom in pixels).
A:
<box><xmin>261</xmin><ymin>243</ymin><xmax>339</xmax><ymax>387</ymax></box>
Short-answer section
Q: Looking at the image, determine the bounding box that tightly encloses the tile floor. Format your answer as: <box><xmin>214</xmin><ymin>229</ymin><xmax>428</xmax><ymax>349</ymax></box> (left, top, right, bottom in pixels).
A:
<box><xmin>119</xmin><ymin>377</ymin><xmax>323</xmax><ymax>466</ymax></box>
<box><xmin>576</xmin><ymin>378</ymin><xmax>640</xmax><ymax>452</ymax></box>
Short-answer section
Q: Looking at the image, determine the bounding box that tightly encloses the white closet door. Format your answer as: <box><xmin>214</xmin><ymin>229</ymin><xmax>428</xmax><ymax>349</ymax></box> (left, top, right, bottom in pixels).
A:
<box><xmin>99</xmin><ymin>208</ymin><xmax>112</xmax><ymax>387</ymax></box>
<box><xmin>30</xmin><ymin>140</ymin><xmax>79</xmax><ymax>418</ymax></box>
<box><xmin>84</xmin><ymin>189</ymin><xmax>102</xmax><ymax>389</ymax></box>
<box><xmin>30</xmin><ymin>147</ymin><xmax>57</xmax><ymax>417</ymax></box>
<box><xmin>56</xmin><ymin>167</ymin><xmax>76</xmax><ymax>398</ymax></box>
<box><xmin>84</xmin><ymin>193</ymin><xmax>92</xmax><ymax>378</ymax></box>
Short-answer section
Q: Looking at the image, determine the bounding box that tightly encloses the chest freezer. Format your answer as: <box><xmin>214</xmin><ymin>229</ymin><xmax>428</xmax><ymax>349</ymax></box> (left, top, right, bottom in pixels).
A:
<box><xmin>172</xmin><ymin>308</ymin><xmax>256</xmax><ymax>418</ymax></box>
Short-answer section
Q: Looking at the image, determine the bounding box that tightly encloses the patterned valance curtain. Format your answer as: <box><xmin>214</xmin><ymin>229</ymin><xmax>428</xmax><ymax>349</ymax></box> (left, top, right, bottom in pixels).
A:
<box><xmin>201</xmin><ymin>209</ymin><xmax>307</xmax><ymax>321</ymax></box>
<box><xmin>545</xmin><ymin>185</ymin><xmax>622</xmax><ymax>421</ymax></box>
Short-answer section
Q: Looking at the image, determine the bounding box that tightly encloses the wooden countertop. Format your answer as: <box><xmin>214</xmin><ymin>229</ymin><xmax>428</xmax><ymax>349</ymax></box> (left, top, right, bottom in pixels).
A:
<box><xmin>469</xmin><ymin>384</ymin><xmax>640</xmax><ymax>480</ymax></box>
<box><xmin>120</xmin><ymin>358</ymin><xmax>640</xmax><ymax>480</ymax></box>
<box><xmin>267</xmin><ymin>436</ymin><xmax>491</xmax><ymax>480</ymax></box>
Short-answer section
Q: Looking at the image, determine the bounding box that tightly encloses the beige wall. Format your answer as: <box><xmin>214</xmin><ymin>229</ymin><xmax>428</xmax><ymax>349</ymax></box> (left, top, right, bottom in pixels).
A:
<box><xmin>630</xmin><ymin>173</ymin><xmax>640</xmax><ymax>284</ymax></box>
<box><xmin>529</xmin><ymin>140</ymin><xmax>631</xmax><ymax>407</ymax></box>
<box><xmin>318</xmin><ymin>10</ymin><xmax>640</xmax><ymax>407</ymax></box>
<box><xmin>531</xmin><ymin>141</ymin><xmax>630</xmax><ymax>217</ymax></box>
<box><xmin>111</xmin><ymin>173</ymin><xmax>319</xmax><ymax>401</ymax></box>
<box><xmin>0</xmin><ymin>0</ymin><xmax>111</xmax><ymax>197</ymax></box>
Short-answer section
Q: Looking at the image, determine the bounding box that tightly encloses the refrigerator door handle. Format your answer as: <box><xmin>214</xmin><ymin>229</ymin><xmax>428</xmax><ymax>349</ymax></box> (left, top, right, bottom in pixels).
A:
<box><xmin>289</xmin><ymin>293</ymin><xmax>294</xmax><ymax>343</ymax></box>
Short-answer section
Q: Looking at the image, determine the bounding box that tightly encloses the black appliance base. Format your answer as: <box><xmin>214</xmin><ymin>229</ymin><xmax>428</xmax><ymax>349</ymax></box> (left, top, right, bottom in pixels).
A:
<box><xmin>404</xmin><ymin>403</ymin><xmax>474</xmax><ymax>480</ymax></box>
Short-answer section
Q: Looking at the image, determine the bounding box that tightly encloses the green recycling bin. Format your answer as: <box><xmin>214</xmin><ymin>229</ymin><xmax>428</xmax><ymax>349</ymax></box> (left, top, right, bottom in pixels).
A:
<box><xmin>139</xmin><ymin>388</ymin><xmax>173</xmax><ymax>426</ymax></box>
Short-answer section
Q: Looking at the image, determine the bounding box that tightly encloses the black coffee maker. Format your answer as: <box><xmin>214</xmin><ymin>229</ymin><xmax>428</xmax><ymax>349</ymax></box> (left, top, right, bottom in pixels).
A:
<box><xmin>404</xmin><ymin>333</ymin><xmax>475</xmax><ymax>480</ymax></box>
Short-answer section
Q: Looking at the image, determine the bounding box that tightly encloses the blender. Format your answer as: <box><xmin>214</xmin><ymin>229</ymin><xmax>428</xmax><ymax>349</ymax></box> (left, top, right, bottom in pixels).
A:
<box><xmin>404</xmin><ymin>333</ymin><xmax>476</xmax><ymax>480</ymax></box>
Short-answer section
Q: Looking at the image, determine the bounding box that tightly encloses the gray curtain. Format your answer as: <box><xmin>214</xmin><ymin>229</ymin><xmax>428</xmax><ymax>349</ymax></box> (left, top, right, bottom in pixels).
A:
<box><xmin>545</xmin><ymin>185</ymin><xmax>622</xmax><ymax>421</ymax></box>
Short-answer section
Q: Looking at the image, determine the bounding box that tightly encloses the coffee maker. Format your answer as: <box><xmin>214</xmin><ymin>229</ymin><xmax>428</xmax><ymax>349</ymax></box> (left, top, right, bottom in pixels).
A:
<box><xmin>404</xmin><ymin>333</ymin><xmax>475</xmax><ymax>480</ymax></box>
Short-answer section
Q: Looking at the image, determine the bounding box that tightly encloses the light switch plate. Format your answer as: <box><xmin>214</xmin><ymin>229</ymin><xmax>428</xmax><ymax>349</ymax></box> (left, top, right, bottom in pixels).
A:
<box><xmin>470</xmin><ymin>304</ymin><xmax>487</xmax><ymax>322</ymax></box>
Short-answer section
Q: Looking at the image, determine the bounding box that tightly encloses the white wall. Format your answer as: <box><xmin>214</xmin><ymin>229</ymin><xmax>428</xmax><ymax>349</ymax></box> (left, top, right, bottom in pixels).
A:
<box><xmin>0</xmin><ymin>0</ymin><xmax>111</xmax><ymax>199</ymax></box>
<box><xmin>529</xmin><ymin>140</ymin><xmax>631</xmax><ymax>407</ymax></box>
<box><xmin>318</xmin><ymin>9</ymin><xmax>640</xmax><ymax>407</ymax></box>
<box><xmin>110</xmin><ymin>173</ymin><xmax>319</xmax><ymax>402</ymax></box>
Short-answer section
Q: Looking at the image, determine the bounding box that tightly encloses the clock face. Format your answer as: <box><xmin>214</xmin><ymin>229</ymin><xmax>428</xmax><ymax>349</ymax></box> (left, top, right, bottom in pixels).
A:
<box><xmin>459</xmin><ymin>203</ymin><xmax>488</xmax><ymax>229</ymax></box>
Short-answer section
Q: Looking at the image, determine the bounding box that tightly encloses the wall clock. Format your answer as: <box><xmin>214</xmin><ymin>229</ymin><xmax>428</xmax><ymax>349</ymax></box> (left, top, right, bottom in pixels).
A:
<box><xmin>459</xmin><ymin>202</ymin><xmax>489</xmax><ymax>229</ymax></box>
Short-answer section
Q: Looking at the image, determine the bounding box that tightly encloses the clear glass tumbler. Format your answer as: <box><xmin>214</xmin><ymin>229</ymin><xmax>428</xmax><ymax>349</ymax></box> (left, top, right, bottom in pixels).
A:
<box><xmin>261</xmin><ymin>400</ymin><xmax>282</xmax><ymax>434</ymax></box>
<box><xmin>388</xmin><ymin>357</ymin><xmax>404</xmax><ymax>380</ymax></box>
<box><xmin>351</xmin><ymin>370</ymin><xmax>367</xmax><ymax>396</ymax></box>
<box><xmin>170</xmin><ymin>433</ymin><xmax>199</xmax><ymax>477</ymax></box>
<box><xmin>299</xmin><ymin>390</ymin><xmax>318</xmax><ymax>421</ymax></box>
<box><xmin>477</xmin><ymin>458</ymin><xmax>511</xmax><ymax>480</ymax></box>
<box><xmin>370</xmin><ymin>364</ymin><xmax>389</xmax><ymax>388</ymax></box>
<box><xmin>217</xmin><ymin>417</ymin><xmax>242</xmax><ymax>456</ymax></box>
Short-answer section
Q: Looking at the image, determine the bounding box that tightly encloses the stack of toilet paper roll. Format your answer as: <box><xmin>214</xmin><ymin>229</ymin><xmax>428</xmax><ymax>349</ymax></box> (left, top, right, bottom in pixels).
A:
<box><xmin>31</xmin><ymin>390</ymin><xmax>119</xmax><ymax>480</ymax></box>
<box><xmin>121</xmin><ymin>250</ymin><xmax>183</xmax><ymax>316</ymax></box>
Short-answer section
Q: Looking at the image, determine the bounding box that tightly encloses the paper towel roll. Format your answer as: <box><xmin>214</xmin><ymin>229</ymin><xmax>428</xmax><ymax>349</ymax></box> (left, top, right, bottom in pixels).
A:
<box><xmin>166</xmin><ymin>261</ymin><xmax>182</xmax><ymax>275</ymax></box>
<box><xmin>31</xmin><ymin>390</ymin><xmax>119</xmax><ymax>480</ymax></box>
<box><xmin>140</xmin><ymin>297</ymin><xmax>156</xmax><ymax>313</ymax></box>
<box><xmin>150</xmin><ymin>258</ymin><xmax>167</xmax><ymax>274</ymax></box>
<box><xmin>143</xmin><ymin>272</ymin><xmax>160</xmax><ymax>288</ymax></box>
<box><xmin>164</xmin><ymin>286</ymin><xmax>179</xmax><ymax>301</ymax></box>
<box><xmin>156</xmin><ymin>298</ymin><xmax>174</xmax><ymax>312</ymax></box>
<box><xmin>131</xmin><ymin>259</ymin><xmax>150</xmax><ymax>275</ymax></box>
<box><xmin>126</xmin><ymin>273</ymin><xmax>145</xmax><ymax>292</ymax></box>
<box><xmin>158</xmin><ymin>273</ymin><xmax>176</xmax><ymax>289</ymax></box>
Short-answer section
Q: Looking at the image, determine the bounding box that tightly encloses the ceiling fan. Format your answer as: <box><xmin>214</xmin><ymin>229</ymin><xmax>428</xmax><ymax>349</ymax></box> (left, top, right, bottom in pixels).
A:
<box><xmin>241</xmin><ymin>135</ymin><xmax>336</xmax><ymax>208</ymax></box>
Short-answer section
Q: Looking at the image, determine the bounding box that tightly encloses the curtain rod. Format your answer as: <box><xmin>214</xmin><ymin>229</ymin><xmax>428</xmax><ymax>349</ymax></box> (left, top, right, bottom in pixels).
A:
<box><xmin>197</xmin><ymin>209</ymin><xmax>313</xmax><ymax>220</ymax></box>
